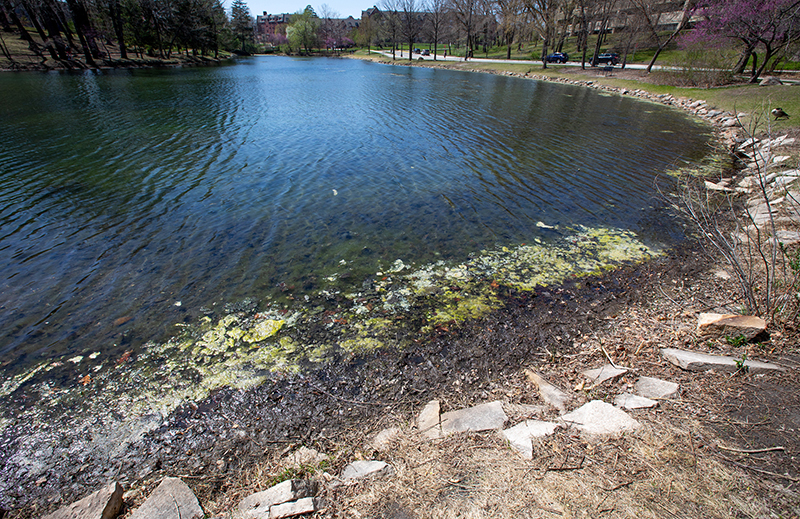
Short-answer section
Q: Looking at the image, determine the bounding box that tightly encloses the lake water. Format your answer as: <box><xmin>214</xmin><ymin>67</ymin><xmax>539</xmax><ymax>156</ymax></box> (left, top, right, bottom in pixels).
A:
<box><xmin>0</xmin><ymin>56</ymin><xmax>711</xmax><ymax>377</ymax></box>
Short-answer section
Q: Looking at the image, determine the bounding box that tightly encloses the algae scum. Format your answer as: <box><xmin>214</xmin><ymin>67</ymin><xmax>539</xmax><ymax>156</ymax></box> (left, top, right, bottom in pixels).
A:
<box><xmin>0</xmin><ymin>225</ymin><xmax>658</xmax><ymax>441</ymax></box>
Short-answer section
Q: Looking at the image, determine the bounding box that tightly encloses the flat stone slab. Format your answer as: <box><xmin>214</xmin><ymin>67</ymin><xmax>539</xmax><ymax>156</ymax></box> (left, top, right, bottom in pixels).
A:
<box><xmin>525</xmin><ymin>369</ymin><xmax>570</xmax><ymax>412</ymax></box>
<box><xmin>661</xmin><ymin>348</ymin><xmax>785</xmax><ymax>374</ymax></box>
<box><xmin>581</xmin><ymin>364</ymin><xmax>628</xmax><ymax>385</ymax></box>
<box><xmin>341</xmin><ymin>460</ymin><xmax>395</xmax><ymax>481</ymax></box>
<box><xmin>284</xmin><ymin>447</ymin><xmax>327</xmax><ymax>469</ymax></box>
<box><xmin>239</xmin><ymin>479</ymin><xmax>315</xmax><ymax>518</ymax></box>
<box><xmin>615</xmin><ymin>393</ymin><xmax>658</xmax><ymax>410</ymax></box>
<box><xmin>43</xmin><ymin>482</ymin><xmax>124</xmax><ymax>519</ymax></box>
<box><xmin>561</xmin><ymin>400</ymin><xmax>640</xmax><ymax>437</ymax></box>
<box><xmin>130</xmin><ymin>477</ymin><xmax>203</xmax><ymax>519</ymax></box>
<box><xmin>440</xmin><ymin>401</ymin><xmax>507</xmax><ymax>434</ymax></box>
<box><xmin>635</xmin><ymin>376</ymin><xmax>679</xmax><ymax>399</ymax></box>
<box><xmin>371</xmin><ymin>427</ymin><xmax>402</xmax><ymax>452</ymax></box>
<box><xmin>502</xmin><ymin>420</ymin><xmax>560</xmax><ymax>459</ymax></box>
<box><xmin>269</xmin><ymin>497</ymin><xmax>321</xmax><ymax>519</ymax></box>
<box><xmin>697</xmin><ymin>313</ymin><xmax>766</xmax><ymax>340</ymax></box>
<box><xmin>417</xmin><ymin>400</ymin><xmax>442</xmax><ymax>439</ymax></box>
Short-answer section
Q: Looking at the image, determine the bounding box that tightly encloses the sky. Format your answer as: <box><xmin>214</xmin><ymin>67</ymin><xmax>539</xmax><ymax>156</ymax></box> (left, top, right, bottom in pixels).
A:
<box><xmin>233</xmin><ymin>0</ymin><xmax>373</xmax><ymax>19</ymax></box>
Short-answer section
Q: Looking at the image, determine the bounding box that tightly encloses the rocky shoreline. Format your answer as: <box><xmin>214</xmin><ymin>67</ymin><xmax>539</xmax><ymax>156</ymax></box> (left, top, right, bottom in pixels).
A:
<box><xmin>4</xmin><ymin>62</ymin><xmax>800</xmax><ymax>519</ymax></box>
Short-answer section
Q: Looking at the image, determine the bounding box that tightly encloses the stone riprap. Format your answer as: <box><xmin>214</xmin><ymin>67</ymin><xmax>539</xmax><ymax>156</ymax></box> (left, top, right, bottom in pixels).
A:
<box><xmin>560</xmin><ymin>400</ymin><xmax>640</xmax><ymax>437</ymax></box>
<box><xmin>502</xmin><ymin>420</ymin><xmax>560</xmax><ymax>459</ymax></box>
<box><xmin>614</xmin><ymin>393</ymin><xmax>658</xmax><ymax>410</ymax></box>
<box><xmin>130</xmin><ymin>477</ymin><xmax>204</xmax><ymax>519</ymax></box>
<box><xmin>634</xmin><ymin>376</ymin><xmax>679</xmax><ymax>399</ymax></box>
<box><xmin>661</xmin><ymin>348</ymin><xmax>785</xmax><ymax>373</ymax></box>
<box><xmin>417</xmin><ymin>399</ymin><xmax>442</xmax><ymax>439</ymax></box>
<box><xmin>525</xmin><ymin>369</ymin><xmax>571</xmax><ymax>412</ymax></box>
<box><xmin>440</xmin><ymin>401</ymin><xmax>508</xmax><ymax>435</ymax></box>
<box><xmin>43</xmin><ymin>482</ymin><xmax>124</xmax><ymax>519</ymax></box>
<box><xmin>697</xmin><ymin>313</ymin><xmax>767</xmax><ymax>340</ymax></box>
<box><xmin>581</xmin><ymin>364</ymin><xmax>628</xmax><ymax>385</ymax></box>
<box><xmin>238</xmin><ymin>479</ymin><xmax>316</xmax><ymax>519</ymax></box>
<box><xmin>341</xmin><ymin>460</ymin><xmax>395</xmax><ymax>481</ymax></box>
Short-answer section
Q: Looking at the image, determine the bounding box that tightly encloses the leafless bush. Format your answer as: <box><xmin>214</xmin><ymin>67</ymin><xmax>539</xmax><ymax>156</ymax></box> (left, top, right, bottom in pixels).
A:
<box><xmin>671</xmin><ymin>109</ymin><xmax>800</xmax><ymax>325</ymax></box>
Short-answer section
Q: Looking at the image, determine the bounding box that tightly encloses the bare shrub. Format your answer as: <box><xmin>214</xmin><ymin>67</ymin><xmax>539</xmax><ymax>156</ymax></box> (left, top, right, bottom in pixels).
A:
<box><xmin>671</xmin><ymin>108</ymin><xmax>800</xmax><ymax>324</ymax></box>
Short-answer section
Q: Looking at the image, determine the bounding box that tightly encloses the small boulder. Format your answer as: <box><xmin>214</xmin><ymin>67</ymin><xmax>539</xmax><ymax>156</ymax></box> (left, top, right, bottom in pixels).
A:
<box><xmin>341</xmin><ymin>460</ymin><xmax>395</xmax><ymax>481</ymax></box>
<box><xmin>502</xmin><ymin>420</ymin><xmax>560</xmax><ymax>459</ymax></box>
<box><xmin>759</xmin><ymin>76</ymin><xmax>783</xmax><ymax>86</ymax></box>
<box><xmin>614</xmin><ymin>393</ymin><xmax>658</xmax><ymax>410</ymax></box>
<box><xmin>697</xmin><ymin>313</ymin><xmax>766</xmax><ymax>340</ymax></box>
<box><xmin>440</xmin><ymin>401</ymin><xmax>507</xmax><ymax>435</ymax></box>
<box><xmin>525</xmin><ymin>369</ymin><xmax>570</xmax><ymax>412</ymax></box>
<box><xmin>661</xmin><ymin>347</ymin><xmax>785</xmax><ymax>374</ymax></box>
<box><xmin>560</xmin><ymin>400</ymin><xmax>640</xmax><ymax>437</ymax></box>
<box><xmin>130</xmin><ymin>477</ymin><xmax>203</xmax><ymax>519</ymax></box>
<box><xmin>370</xmin><ymin>427</ymin><xmax>402</xmax><ymax>452</ymax></box>
<box><xmin>417</xmin><ymin>400</ymin><xmax>441</xmax><ymax>439</ymax></box>
<box><xmin>239</xmin><ymin>479</ymin><xmax>315</xmax><ymax>519</ymax></box>
<box><xmin>43</xmin><ymin>482</ymin><xmax>124</xmax><ymax>519</ymax></box>
<box><xmin>269</xmin><ymin>497</ymin><xmax>321</xmax><ymax>519</ymax></box>
<box><xmin>634</xmin><ymin>376</ymin><xmax>679</xmax><ymax>399</ymax></box>
<box><xmin>581</xmin><ymin>364</ymin><xmax>627</xmax><ymax>385</ymax></box>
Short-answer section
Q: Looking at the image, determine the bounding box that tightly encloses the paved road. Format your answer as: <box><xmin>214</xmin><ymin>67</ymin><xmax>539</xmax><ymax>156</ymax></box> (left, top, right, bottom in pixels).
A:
<box><xmin>376</xmin><ymin>49</ymin><xmax>664</xmax><ymax>70</ymax></box>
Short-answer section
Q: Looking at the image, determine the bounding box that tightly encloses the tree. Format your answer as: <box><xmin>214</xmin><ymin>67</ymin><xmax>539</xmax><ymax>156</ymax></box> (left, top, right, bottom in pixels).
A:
<box><xmin>381</xmin><ymin>0</ymin><xmax>401</xmax><ymax>59</ymax></box>
<box><xmin>399</xmin><ymin>0</ymin><xmax>422</xmax><ymax>60</ymax></box>
<box><xmin>631</xmin><ymin>0</ymin><xmax>696</xmax><ymax>73</ymax></box>
<box><xmin>496</xmin><ymin>0</ymin><xmax>525</xmax><ymax>59</ymax></box>
<box><xmin>287</xmin><ymin>5</ymin><xmax>319</xmax><ymax>53</ymax></box>
<box><xmin>449</xmin><ymin>0</ymin><xmax>478</xmax><ymax>59</ymax></box>
<box><xmin>524</xmin><ymin>0</ymin><xmax>563</xmax><ymax>67</ymax></box>
<box><xmin>424</xmin><ymin>0</ymin><xmax>447</xmax><ymax>59</ymax></box>
<box><xmin>230</xmin><ymin>0</ymin><xmax>253</xmax><ymax>53</ymax></box>
<box><xmin>689</xmin><ymin>0</ymin><xmax>800</xmax><ymax>82</ymax></box>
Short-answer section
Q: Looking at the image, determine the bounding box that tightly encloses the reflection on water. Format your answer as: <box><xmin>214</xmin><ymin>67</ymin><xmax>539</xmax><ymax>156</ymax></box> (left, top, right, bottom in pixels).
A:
<box><xmin>0</xmin><ymin>57</ymin><xmax>710</xmax><ymax>373</ymax></box>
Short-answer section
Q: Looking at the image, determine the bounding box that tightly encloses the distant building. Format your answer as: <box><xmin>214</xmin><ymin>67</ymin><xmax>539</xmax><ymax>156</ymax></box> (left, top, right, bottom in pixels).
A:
<box><xmin>255</xmin><ymin>12</ymin><xmax>292</xmax><ymax>42</ymax></box>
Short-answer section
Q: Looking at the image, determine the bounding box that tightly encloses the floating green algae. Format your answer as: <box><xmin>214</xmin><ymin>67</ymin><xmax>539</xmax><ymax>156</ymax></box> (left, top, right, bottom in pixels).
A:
<box><xmin>0</xmin><ymin>225</ymin><xmax>660</xmax><ymax>437</ymax></box>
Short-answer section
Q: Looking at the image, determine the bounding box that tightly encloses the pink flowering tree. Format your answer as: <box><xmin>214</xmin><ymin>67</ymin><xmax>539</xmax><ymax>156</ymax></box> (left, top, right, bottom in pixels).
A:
<box><xmin>687</xmin><ymin>0</ymin><xmax>800</xmax><ymax>82</ymax></box>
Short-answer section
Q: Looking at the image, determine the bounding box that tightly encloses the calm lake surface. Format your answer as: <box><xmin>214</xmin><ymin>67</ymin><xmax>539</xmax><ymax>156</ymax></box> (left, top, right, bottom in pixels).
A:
<box><xmin>0</xmin><ymin>57</ymin><xmax>711</xmax><ymax>375</ymax></box>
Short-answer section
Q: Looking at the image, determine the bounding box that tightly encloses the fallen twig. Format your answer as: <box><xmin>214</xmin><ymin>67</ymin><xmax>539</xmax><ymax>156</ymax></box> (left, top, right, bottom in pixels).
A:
<box><xmin>719</xmin><ymin>455</ymin><xmax>800</xmax><ymax>482</ymax></box>
<box><xmin>718</xmin><ymin>445</ymin><xmax>785</xmax><ymax>454</ymax></box>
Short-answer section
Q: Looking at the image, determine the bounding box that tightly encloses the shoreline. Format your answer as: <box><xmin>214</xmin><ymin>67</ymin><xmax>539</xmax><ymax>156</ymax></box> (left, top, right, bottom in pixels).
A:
<box><xmin>2</xmin><ymin>57</ymin><xmax>799</xmax><ymax>518</ymax></box>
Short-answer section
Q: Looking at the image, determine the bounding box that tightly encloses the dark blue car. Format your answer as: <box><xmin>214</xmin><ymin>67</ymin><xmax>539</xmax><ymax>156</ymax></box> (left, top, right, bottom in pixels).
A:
<box><xmin>545</xmin><ymin>52</ymin><xmax>569</xmax><ymax>63</ymax></box>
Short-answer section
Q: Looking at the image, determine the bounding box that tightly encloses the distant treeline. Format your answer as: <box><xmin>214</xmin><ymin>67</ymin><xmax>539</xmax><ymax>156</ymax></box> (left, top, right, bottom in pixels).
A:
<box><xmin>0</xmin><ymin>0</ymin><xmax>255</xmax><ymax>67</ymax></box>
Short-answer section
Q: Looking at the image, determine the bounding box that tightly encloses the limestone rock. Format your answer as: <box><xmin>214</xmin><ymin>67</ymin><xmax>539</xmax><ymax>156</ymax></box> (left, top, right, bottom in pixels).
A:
<box><xmin>341</xmin><ymin>460</ymin><xmax>394</xmax><ymax>480</ymax></box>
<box><xmin>43</xmin><ymin>482</ymin><xmax>124</xmax><ymax>519</ymax></box>
<box><xmin>561</xmin><ymin>400</ymin><xmax>640</xmax><ymax>437</ymax></box>
<box><xmin>759</xmin><ymin>76</ymin><xmax>783</xmax><ymax>86</ymax></box>
<box><xmin>268</xmin><ymin>497</ymin><xmax>321</xmax><ymax>519</ymax></box>
<box><xmin>130</xmin><ymin>477</ymin><xmax>203</xmax><ymax>519</ymax></box>
<box><xmin>440</xmin><ymin>401</ymin><xmax>507</xmax><ymax>434</ymax></box>
<box><xmin>634</xmin><ymin>376</ymin><xmax>679</xmax><ymax>399</ymax></box>
<box><xmin>417</xmin><ymin>400</ymin><xmax>441</xmax><ymax>439</ymax></box>
<box><xmin>661</xmin><ymin>348</ymin><xmax>785</xmax><ymax>374</ymax></box>
<box><xmin>502</xmin><ymin>420</ymin><xmax>560</xmax><ymax>459</ymax></box>
<box><xmin>525</xmin><ymin>369</ymin><xmax>570</xmax><ymax>412</ymax></box>
<box><xmin>697</xmin><ymin>312</ymin><xmax>766</xmax><ymax>340</ymax></box>
<box><xmin>239</xmin><ymin>479</ymin><xmax>315</xmax><ymax>519</ymax></box>
<box><xmin>614</xmin><ymin>393</ymin><xmax>658</xmax><ymax>409</ymax></box>
<box><xmin>370</xmin><ymin>427</ymin><xmax>402</xmax><ymax>452</ymax></box>
<box><xmin>581</xmin><ymin>364</ymin><xmax>627</xmax><ymax>385</ymax></box>
<box><xmin>284</xmin><ymin>447</ymin><xmax>327</xmax><ymax>469</ymax></box>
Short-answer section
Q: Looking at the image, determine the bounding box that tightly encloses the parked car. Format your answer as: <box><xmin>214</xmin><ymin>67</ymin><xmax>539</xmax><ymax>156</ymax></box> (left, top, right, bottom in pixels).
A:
<box><xmin>591</xmin><ymin>52</ymin><xmax>619</xmax><ymax>66</ymax></box>
<box><xmin>413</xmin><ymin>48</ymin><xmax>421</xmax><ymax>54</ymax></box>
<box><xmin>422</xmin><ymin>49</ymin><xmax>430</xmax><ymax>56</ymax></box>
<box><xmin>545</xmin><ymin>52</ymin><xmax>569</xmax><ymax>63</ymax></box>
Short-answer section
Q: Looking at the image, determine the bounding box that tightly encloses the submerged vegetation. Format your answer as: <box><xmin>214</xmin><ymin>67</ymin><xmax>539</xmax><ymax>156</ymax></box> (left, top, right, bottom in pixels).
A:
<box><xmin>0</xmin><ymin>225</ymin><xmax>659</xmax><ymax>434</ymax></box>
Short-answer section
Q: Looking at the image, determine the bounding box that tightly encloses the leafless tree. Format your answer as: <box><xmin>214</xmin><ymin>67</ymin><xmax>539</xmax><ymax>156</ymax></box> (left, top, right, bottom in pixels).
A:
<box><xmin>399</xmin><ymin>0</ymin><xmax>423</xmax><ymax>59</ymax></box>
<box><xmin>424</xmin><ymin>0</ymin><xmax>448</xmax><ymax>58</ymax></box>
<box><xmin>449</xmin><ymin>0</ymin><xmax>478</xmax><ymax>59</ymax></box>
<box><xmin>382</xmin><ymin>0</ymin><xmax>402</xmax><ymax>58</ymax></box>
<box><xmin>524</xmin><ymin>0</ymin><xmax>563</xmax><ymax>67</ymax></box>
<box><xmin>496</xmin><ymin>0</ymin><xmax>525</xmax><ymax>59</ymax></box>
<box><xmin>631</xmin><ymin>0</ymin><xmax>696</xmax><ymax>73</ymax></box>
